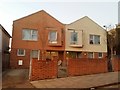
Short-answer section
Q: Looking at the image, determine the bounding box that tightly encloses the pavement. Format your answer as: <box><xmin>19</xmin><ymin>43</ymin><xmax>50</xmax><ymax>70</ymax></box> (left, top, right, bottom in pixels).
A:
<box><xmin>2</xmin><ymin>69</ymin><xmax>34</xmax><ymax>88</ymax></box>
<box><xmin>31</xmin><ymin>71</ymin><xmax>120</xmax><ymax>88</ymax></box>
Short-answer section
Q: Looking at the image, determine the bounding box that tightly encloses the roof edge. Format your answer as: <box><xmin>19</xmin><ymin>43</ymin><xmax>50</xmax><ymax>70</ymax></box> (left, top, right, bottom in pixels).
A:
<box><xmin>13</xmin><ymin>10</ymin><xmax>64</xmax><ymax>25</ymax></box>
<box><xmin>0</xmin><ymin>24</ymin><xmax>11</xmax><ymax>38</ymax></box>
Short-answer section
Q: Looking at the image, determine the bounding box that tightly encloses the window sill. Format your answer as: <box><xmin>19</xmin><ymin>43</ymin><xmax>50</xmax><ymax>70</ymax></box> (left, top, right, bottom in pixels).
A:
<box><xmin>48</xmin><ymin>43</ymin><xmax>62</xmax><ymax>47</ymax></box>
<box><xmin>89</xmin><ymin>44</ymin><xmax>101</xmax><ymax>45</ymax></box>
<box><xmin>22</xmin><ymin>39</ymin><xmax>38</xmax><ymax>41</ymax></box>
<box><xmin>17</xmin><ymin>55</ymin><xmax>25</xmax><ymax>57</ymax></box>
<box><xmin>69</xmin><ymin>44</ymin><xmax>83</xmax><ymax>47</ymax></box>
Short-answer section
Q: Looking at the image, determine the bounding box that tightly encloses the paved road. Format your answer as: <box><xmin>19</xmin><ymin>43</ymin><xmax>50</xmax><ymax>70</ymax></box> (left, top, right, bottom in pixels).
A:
<box><xmin>31</xmin><ymin>72</ymin><xmax>120</xmax><ymax>88</ymax></box>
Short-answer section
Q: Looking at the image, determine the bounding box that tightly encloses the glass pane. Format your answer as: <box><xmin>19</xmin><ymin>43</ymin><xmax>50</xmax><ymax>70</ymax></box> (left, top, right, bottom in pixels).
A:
<box><xmin>32</xmin><ymin>30</ymin><xmax>37</xmax><ymax>35</ymax></box>
<box><xmin>22</xmin><ymin>30</ymin><xmax>31</xmax><ymax>40</ymax></box>
<box><xmin>49</xmin><ymin>31</ymin><xmax>57</xmax><ymax>42</ymax></box>
<box><xmin>94</xmin><ymin>35</ymin><xmax>100</xmax><ymax>44</ymax></box>
<box><xmin>71</xmin><ymin>32</ymin><xmax>78</xmax><ymax>44</ymax></box>
<box><xmin>88</xmin><ymin>52</ymin><xmax>93</xmax><ymax>58</ymax></box>
<box><xmin>90</xmin><ymin>35</ymin><xmax>93</xmax><ymax>44</ymax></box>
<box><xmin>18</xmin><ymin>49</ymin><xmax>25</xmax><ymax>56</ymax></box>
<box><xmin>32</xmin><ymin>50</ymin><xmax>38</xmax><ymax>58</ymax></box>
<box><xmin>32</xmin><ymin>35</ymin><xmax>37</xmax><ymax>40</ymax></box>
<box><xmin>77</xmin><ymin>52</ymin><xmax>82</xmax><ymax>58</ymax></box>
<box><xmin>19</xmin><ymin>50</ymin><xmax>24</xmax><ymax>54</ymax></box>
<box><xmin>98</xmin><ymin>53</ymin><xmax>102</xmax><ymax>58</ymax></box>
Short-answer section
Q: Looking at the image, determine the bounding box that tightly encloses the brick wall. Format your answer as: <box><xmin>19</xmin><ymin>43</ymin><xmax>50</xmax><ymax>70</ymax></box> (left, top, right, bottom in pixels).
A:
<box><xmin>10</xmin><ymin>48</ymin><xmax>30</xmax><ymax>69</ymax></box>
<box><xmin>112</xmin><ymin>57</ymin><xmax>120</xmax><ymax>71</ymax></box>
<box><xmin>30</xmin><ymin>59</ymin><xmax>58</xmax><ymax>81</ymax></box>
<box><xmin>68</xmin><ymin>58</ymin><xmax>108</xmax><ymax>76</ymax></box>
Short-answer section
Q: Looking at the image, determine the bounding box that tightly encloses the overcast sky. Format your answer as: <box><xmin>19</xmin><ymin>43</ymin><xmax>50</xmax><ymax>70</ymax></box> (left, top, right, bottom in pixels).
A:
<box><xmin>0</xmin><ymin>0</ymin><xmax>119</xmax><ymax>36</ymax></box>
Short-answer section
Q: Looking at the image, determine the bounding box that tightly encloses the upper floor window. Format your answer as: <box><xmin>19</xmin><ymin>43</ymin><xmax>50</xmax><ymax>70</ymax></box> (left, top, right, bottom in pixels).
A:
<box><xmin>89</xmin><ymin>35</ymin><xmax>100</xmax><ymax>44</ymax></box>
<box><xmin>22</xmin><ymin>29</ymin><xmax>38</xmax><ymax>41</ymax></box>
<box><xmin>70</xmin><ymin>32</ymin><xmax>78</xmax><ymax>44</ymax></box>
<box><xmin>98</xmin><ymin>52</ymin><xmax>103</xmax><ymax>58</ymax></box>
<box><xmin>48</xmin><ymin>31</ymin><xmax>57</xmax><ymax>43</ymax></box>
<box><xmin>17</xmin><ymin>49</ymin><xmax>25</xmax><ymax>56</ymax></box>
<box><xmin>88</xmin><ymin>52</ymin><xmax>94</xmax><ymax>58</ymax></box>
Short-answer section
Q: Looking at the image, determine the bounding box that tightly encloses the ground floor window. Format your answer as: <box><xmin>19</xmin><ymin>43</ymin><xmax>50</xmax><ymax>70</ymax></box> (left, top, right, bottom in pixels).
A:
<box><xmin>46</xmin><ymin>51</ymin><xmax>58</xmax><ymax>60</ymax></box>
<box><xmin>67</xmin><ymin>52</ymin><xmax>82</xmax><ymax>59</ymax></box>
<box><xmin>31</xmin><ymin>50</ymin><xmax>39</xmax><ymax>59</ymax></box>
<box><xmin>98</xmin><ymin>52</ymin><xmax>103</xmax><ymax>58</ymax></box>
<box><xmin>17</xmin><ymin>49</ymin><xmax>25</xmax><ymax>56</ymax></box>
<box><xmin>88</xmin><ymin>52</ymin><xmax>94</xmax><ymax>58</ymax></box>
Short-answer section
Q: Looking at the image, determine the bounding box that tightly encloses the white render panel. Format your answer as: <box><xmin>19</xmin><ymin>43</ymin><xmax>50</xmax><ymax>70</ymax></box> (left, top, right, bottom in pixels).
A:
<box><xmin>65</xmin><ymin>16</ymin><xmax>107</xmax><ymax>52</ymax></box>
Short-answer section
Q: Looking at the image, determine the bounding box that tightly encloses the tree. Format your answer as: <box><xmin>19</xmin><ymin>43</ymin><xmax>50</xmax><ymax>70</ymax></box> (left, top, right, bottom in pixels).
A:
<box><xmin>116</xmin><ymin>24</ymin><xmax>120</xmax><ymax>56</ymax></box>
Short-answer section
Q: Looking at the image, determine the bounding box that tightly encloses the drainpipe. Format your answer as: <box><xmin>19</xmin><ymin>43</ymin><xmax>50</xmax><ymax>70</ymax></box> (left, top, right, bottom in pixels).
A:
<box><xmin>38</xmin><ymin>50</ymin><xmax>40</xmax><ymax>60</ymax></box>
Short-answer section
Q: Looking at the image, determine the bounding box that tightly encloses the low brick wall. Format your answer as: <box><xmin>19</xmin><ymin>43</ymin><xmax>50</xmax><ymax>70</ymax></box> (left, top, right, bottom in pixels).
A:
<box><xmin>68</xmin><ymin>58</ymin><xmax>108</xmax><ymax>76</ymax></box>
<box><xmin>112</xmin><ymin>58</ymin><xmax>120</xmax><ymax>71</ymax></box>
<box><xmin>30</xmin><ymin>59</ymin><xmax>58</xmax><ymax>81</ymax></box>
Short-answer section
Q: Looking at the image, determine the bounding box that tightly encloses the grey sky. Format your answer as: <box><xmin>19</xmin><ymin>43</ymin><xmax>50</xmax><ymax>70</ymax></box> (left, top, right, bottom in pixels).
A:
<box><xmin>0</xmin><ymin>0</ymin><xmax>119</xmax><ymax>36</ymax></box>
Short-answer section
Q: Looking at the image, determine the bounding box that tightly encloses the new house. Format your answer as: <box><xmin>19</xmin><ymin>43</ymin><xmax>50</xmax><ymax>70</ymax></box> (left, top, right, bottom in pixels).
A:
<box><xmin>10</xmin><ymin>10</ymin><xmax>108</xmax><ymax>80</ymax></box>
<box><xmin>10</xmin><ymin>10</ymin><xmax>107</xmax><ymax>70</ymax></box>
<box><xmin>10</xmin><ymin>10</ymin><xmax>65</xmax><ymax>69</ymax></box>
<box><xmin>65</xmin><ymin>16</ymin><xmax>107</xmax><ymax>59</ymax></box>
<box><xmin>0</xmin><ymin>24</ymin><xmax>11</xmax><ymax>71</ymax></box>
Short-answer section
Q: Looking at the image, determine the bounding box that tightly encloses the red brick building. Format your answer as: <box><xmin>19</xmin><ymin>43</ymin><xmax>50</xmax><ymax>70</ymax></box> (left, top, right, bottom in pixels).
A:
<box><xmin>10</xmin><ymin>10</ymin><xmax>65</xmax><ymax>69</ymax></box>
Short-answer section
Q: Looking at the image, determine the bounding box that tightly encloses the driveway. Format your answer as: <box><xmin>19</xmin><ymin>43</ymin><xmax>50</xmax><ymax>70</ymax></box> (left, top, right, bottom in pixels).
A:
<box><xmin>31</xmin><ymin>72</ymin><xmax>120</xmax><ymax>88</ymax></box>
<box><xmin>2</xmin><ymin>69</ymin><xmax>34</xmax><ymax>88</ymax></box>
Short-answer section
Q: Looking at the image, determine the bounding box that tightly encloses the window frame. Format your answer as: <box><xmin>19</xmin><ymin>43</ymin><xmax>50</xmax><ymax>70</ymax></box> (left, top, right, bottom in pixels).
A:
<box><xmin>17</xmin><ymin>49</ymin><xmax>25</xmax><ymax>56</ymax></box>
<box><xmin>98</xmin><ymin>52</ymin><xmax>103</xmax><ymax>58</ymax></box>
<box><xmin>89</xmin><ymin>35</ymin><xmax>100</xmax><ymax>44</ymax></box>
<box><xmin>48</xmin><ymin>31</ymin><xmax>58</xmax><ymax>44</ymax></box>
<box><xmin>31</xmin><ymin>50</ymin><xmax>39</xmax><ymax>59</ymax></box>
<box><xmin>88</xmin><ymin>52</ymin><xmax>94</xmax><ymax>58</ymax></box>
<box><xmin>70</xmin><ymin>31</ymin><xmax>78</xmax><ymax>45</ymax></box>
<box><xmin>22</xmin><ymin>29</ymin><xmax>38</xmax><ymax>41</ymax></box>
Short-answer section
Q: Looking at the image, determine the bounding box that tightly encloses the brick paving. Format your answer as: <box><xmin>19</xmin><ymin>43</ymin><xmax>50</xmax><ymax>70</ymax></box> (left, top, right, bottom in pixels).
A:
<box><xmin>31</xmin><ymin>72</ymin><xmax>120</xmax><ymax>88</ymax></box>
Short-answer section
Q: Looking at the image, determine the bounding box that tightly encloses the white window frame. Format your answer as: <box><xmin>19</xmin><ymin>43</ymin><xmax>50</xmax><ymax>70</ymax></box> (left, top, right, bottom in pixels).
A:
<box><xmin>48</xmin><ymin>31</ymin><xmax>57</xmax><ymax>44</ymax></box>
<box><xmin>98</xmin><ymin>52</ymin><xmax>103</xmax><ymax>58</ymax></box>
<box><xmin>88</xmin><ymin>52</ymin><xmax>94</xmax><ymax>58</ymax></box>
<box><xmin>89</xmin><ymin>35</ymin><xmax>100</xmax><ymax>44</ymax></box>
<box><xmin>22</xmin><ymin>29</ymin><xmax>38</xmax><ymax>41</ymax></box>
<box><xmin>17</xmin><ymin>49</ymin><xmax>25</xmax><ymax>56</ymax></box>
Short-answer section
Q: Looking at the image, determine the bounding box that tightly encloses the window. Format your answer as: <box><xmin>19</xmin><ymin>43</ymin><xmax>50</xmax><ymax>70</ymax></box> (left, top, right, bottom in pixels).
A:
<box><xmin>18</xmin><ymin>60</ymin><xmax>23</xmax><ymax>65</ymax></box>
<box><xmin>89</xmin><ymin>35</ymin><xmax>100</xmax><ymax>44</ymax></box>
<box><xmin>70</xmin><ymin>32</ymin><xmax>78</xmax><ymax>44</ymax></box>
<box><xmin>48</xmin><ymin>31</ymin><xmax>57</xmax><ymax>43</ymax></box>
<box><xmin>31</xmin><ymin>50</ymin><xmax>39</xmax><ymax>58</ymax></box>
<box><xmin>88</xmin><ymin>52</ymin><xmax>94</xmax><ymax>58</ymax></box>
<box><xmin>98</xmin><ymin>52</ymin><xmax>103</xmax><ymax>58</ymax></box>
<box><xmin>22</xmin><ymin>29</ymin><xmax>38</xmax><ymax>41</ymax></box>
<box><xmin>17</xmin><ymin>49</ymin><xmax>25</xmax><ymax>56</ymax></box>
<box><xmin>77</xmin><ymin>52</ymin><xmax>82</xmax><ymax>58</ymax></box>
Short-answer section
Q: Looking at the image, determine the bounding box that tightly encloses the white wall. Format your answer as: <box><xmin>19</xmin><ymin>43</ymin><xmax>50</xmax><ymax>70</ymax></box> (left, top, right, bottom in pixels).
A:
<box><xmin>65</xmin><ymin>16</ymin><xmax>107</xmax><ymax>52</ymax></box>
